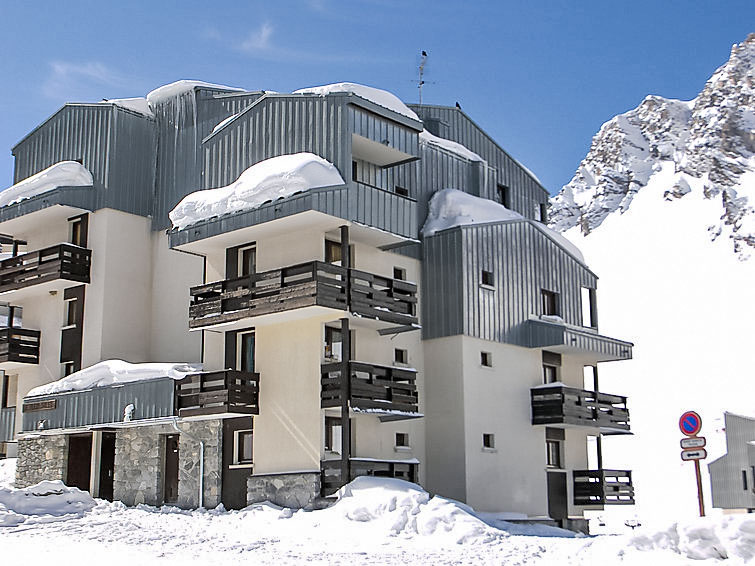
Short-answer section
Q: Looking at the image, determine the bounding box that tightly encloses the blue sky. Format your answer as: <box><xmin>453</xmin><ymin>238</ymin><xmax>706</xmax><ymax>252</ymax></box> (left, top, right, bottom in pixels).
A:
<box><xmin>0</xmin><ymin>1</ymin><xmax>752</xmax><ymax>194</ymax></box>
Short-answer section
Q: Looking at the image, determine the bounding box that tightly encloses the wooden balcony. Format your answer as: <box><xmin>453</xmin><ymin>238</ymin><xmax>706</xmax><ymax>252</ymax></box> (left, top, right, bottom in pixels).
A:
<box><xmin>175</xmin><ymin>370</ymin><xmax>260</xmax><ymax>418</ymax></box>
<box><xmin>573</xmin><ymin>469</ymin><xmax>635</xmax><ymax>506</ymax></box>
<box><xmin>321</xmin><ymin>458</ymin><xmax>419</xmax><ymax>496</ymax></box>
<box><xmin>321</xmin><ymin>361</ymin><xmax>419</xmax><ymax>419</ymax></box>
<box><xmin>531</xmin><ymin>385</ymin><xmax>630</xmax><ymax>434</ymax></box>
<box><xmin>189</xmin><ymin>261</ymin><xmax>417</xmax><ymax>330</ymax></box>
<box><xmin>0</xmin><ymin>243</ymin><xmax>91</xmax><ymax>295</ymax></box>
<box><xmin>0</xmin><ymin>327</ymin><xmax>40</xmax><ymax>366</ymax></box>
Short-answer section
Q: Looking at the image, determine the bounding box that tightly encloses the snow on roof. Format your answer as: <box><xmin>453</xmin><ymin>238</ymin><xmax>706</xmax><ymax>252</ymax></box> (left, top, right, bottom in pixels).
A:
<box><xmin>169</xmin><ymin>152</ymin><xmax>345</xmax><ymax>230</ymax></box>
<box><xmin>293</xmin><ymin>82</ymin><xmax>420</xmax><ymax>121</ymax></box>
<box><xmin>146</xmin><ymin>80</ymin><xmax>245</xmax><ymax>106</ymax></box>
<box><xmin>26</xmin><ymin>360</ymin><xmax>201</xmax><ymax>397</ymax></box>
<box><xmin>0</xmin><ymin>161</ymin><xmax>93</xmax><ymax>209</ymax></box>
<box><xmin>422</xmin><ymin>189</ymin><xmax>586</xmax><ymax>263</ymax></box>
<box><xmin>102</xmin><ymin>97</ymin><xmax>154</xmax><ymax>118</ymax></box>
<box><xmin>419</xmin><ymin>130</ymin><xmax>484</xmax><ymax>162</ymax></box>
<box><xmin>422</xmin><ymin>189</ymin><xmax>523</xmax><ymax>237</ymax></box>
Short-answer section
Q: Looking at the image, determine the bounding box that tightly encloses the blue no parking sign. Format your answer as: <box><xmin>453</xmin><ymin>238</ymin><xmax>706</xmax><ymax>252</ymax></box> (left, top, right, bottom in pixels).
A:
<box><xmin>679</xmin><ymin>411</ymin><xmax>702</xmax><ymax>437</ymax></box>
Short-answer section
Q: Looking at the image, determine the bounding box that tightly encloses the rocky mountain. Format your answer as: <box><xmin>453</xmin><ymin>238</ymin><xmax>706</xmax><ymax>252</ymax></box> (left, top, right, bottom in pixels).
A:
<box><xmin>550</xmin><ymin>33</ymin><xmax>755</xmax><ymax>258</ymax></box>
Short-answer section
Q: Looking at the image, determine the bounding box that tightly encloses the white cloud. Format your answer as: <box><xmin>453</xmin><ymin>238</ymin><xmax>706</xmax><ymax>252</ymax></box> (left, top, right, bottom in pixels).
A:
<box><xmin>239</xmin><ymin>22</ymin><xmax>274</xmax><ymax>52</ymax></box>
<box><xmin>43</xmin><ymin>61</ymin><xmax>130</xmax><ymax>101</ymax></box>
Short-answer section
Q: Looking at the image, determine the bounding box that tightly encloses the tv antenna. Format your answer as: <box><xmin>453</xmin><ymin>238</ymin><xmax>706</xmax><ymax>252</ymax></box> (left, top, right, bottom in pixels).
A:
<box><xmin>418</xmin><ymin>50</ymin><xmax>427</xmax><ymax>105</ymax></box>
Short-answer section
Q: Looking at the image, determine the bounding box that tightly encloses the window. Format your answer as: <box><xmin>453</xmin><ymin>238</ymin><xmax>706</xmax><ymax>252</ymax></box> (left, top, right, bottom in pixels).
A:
<box><xmin>238</xmin><ymin>245</ymin><xmax>256</xmax><ymax>277</ymax></box>
<box><xmin>68</xmin><ymin>214</ymin><xmax>88</xmax><ymax>247</ymax></box>
<box><xmin>394</xmin><ymin>185</ymin><xmax>409</xmax><ymax>197</ymax></box>
<box><xmin>237</xmin><ymin>331</ymin><xmax>255</xmax><ymax>372</ymax></box>
<box><xmin>394</xmin><ymin>348</ymin><xmax>408</xmax><ymax>365</ymax></box>
<box><xmin>744</xmin><ymin>470</ymin><xmax>749</xmax><ymax>491</ymax></box>
<box><xmin>537</xmin><ymin>202</ymin><xmax>548</xmax><ymax>223</ymax></box>
<box><xmin>234</xmin><ymin>430</ymin><xmax>253</xmax><ymax>465</ymax></box>
<box><xmin>481</xmin><ymin>270</ymin><xmax>494</xmax><ymax>287</ymax></box>
<box><xmin>497</xmin><ymin>184</ymin><xmax>511</xmax><ymax>208</ymax></box>
<box><xmin>541</xmin><ymin>289</ymin><xmax>559</xmax><ymax>316</ymax></box>
<box><xmin>480</xmin><ymin>351</ymin><xmax>492</xmax><ymax>367</ymax></box>
<box><xmin>393</xmin><ymin>267</ymin><xmax>406</xmax><ymax>281</ymax></box>
<box><xmin>543</xmin><ymin>365</ymin><xmax>558</xmax><ymax>384</ymax></box>
<box><xmin>482</xmin><ymin>433</ymin><xmax>495</xmax><ymax>449</ymax></box>
<box><xmin>325</xmin><ymin>416</ymin><xmax>342</xmax><ymax>453</ymax></box>
<box><xmin>64</xmin><ymin>299</ymin><xmax>79</xmax><ymax>327</ymax></box>
<box><xmin>352</xmin><ymin>160</ymin><xmax>359</xmax><ymax>182</ymax></box>
<box><xmin>546</xmin><ymin>440</ymin><xmax>562</xmax><ymax>468</ymax></box>
<box><xmin>62</xmin><ymin>361</ymin><xmax>76</xmax><ymax>377</ymax></box>
<box><xmin>395</xmin><ymin>432</ymin><xmax>409</xmax><ymax>448</ymax></box>
<box><xmin>324</xmin><ymin>326</ymin><xmax>343</xmax><ymax>361</ymax></box>
<box><xmin>581</xmin><ymin>287</ymin><xmax>597</xmax><ymax>328</ymax></box>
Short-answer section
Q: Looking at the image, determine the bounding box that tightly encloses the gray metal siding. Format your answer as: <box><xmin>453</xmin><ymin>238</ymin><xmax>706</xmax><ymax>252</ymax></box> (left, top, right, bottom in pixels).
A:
<box><xmin>350</xmin><ymin>106</ymin><xmax>419</xmax><ymax>156</ymax></box>
<box><xmin>422</xmin><ymin>229</ymin><xmax>465</xmax><ymax>337</ymax></box>
<box><xmin>422</xmin><ymin>220</ymin><xmax>596</xmax><ymax>343</ymax></box>
<box><xmin>22</xmin><ymin>378</ymin><xmax>175</xmax><ymax>432</ymax></box>
<box><xmin>709</xmin><ymin>413</ymin><xmax>755</xmax><ymax>509</ymax></box>
<box><xmin>409</xmin><ymin>105</ymin><xmax>549</xmax><ymax>219</ymax></box>
<box><xmin>0</xmin><ymin>407</ymin><xmax>15</xmax><ymax>442</ymax></box>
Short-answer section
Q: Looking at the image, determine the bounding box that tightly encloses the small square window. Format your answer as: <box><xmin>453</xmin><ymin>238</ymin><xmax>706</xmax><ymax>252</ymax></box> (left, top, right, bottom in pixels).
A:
<box><xmin>393</xmin><ymin>267</ymin><xmax>406</xmax><ymax>281</ymax></box>
<box><xmin>497</xmin><ymin>184</ymin><xmax>511</xmax><ymax>208</ymax></box>
<box><xmin>483</xmin><ymin>433</ymin><xmax>495</xmax><ymax>449</ymax></box>
<box><xmin>481</xmin><ymin>270</ymin><xmax>494</xmax><ymax>287</ymax></box>
<box><xmin>234</xmin><ymin>429</ymin><xmax>253</xmax><ymax>464</ymax></box>
<box><xmin>394</xmin><ymin>348</ymin><xmax>408</xmax><ymax>365</ymax></box>
<box><xmin>546</xmin><ymin>440</ymin><xmax>562</xmax><ymax>468</ymax></box>
<box><xmin>541</xmin><ymin>290</ymin><xmax>559</xmax><ymax>316</ymax></box>
<box><xmin>394</xmin><ymin>185</ymin><xmax>409</xmax><ymax>197</ymax></box>
<box><xmin>325</xmin><ymin>416</ymin><xmax>342</xmax><ymax>453</ymax></box>
<box><xmin>395</xmin><ymin>432</ymin><xmax>409</xmax><ymax>448</ymax></box>
<box><xmin>352</xmin><ymin>160</ymin><xmax>359</xmax><ymax>182</ymax></box>
<box><xmin>480</xmin><ymin>352</ymin><xmax>492</xmax><ymax>367</ymax></box>
<box><xmin>543</xmin><ymin>365</ymin><xmax>558</xmax><ymax>384</ymax></box>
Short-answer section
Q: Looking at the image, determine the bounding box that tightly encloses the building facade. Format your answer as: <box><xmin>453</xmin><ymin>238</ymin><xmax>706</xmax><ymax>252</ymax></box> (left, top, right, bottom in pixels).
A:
<box><xmin>709</xmin><ymin>412</ymin><xmax>755</xmax><ymax>512</ymax></box>
<box><xmin>0</xmin><ymin>82</ymin><xmax>633</xmax><ymax>526</ymax></box>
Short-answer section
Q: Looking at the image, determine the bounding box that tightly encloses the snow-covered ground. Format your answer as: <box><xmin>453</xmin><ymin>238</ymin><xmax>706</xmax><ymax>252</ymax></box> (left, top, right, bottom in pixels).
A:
<box><xmin>1</xmin><ymin>460</ymin><xmax>753</xmax><ymax>565</ymax></box>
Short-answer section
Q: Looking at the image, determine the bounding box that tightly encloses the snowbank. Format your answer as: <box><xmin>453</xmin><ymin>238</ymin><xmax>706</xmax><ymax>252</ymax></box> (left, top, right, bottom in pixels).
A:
<box><xmin>327</xmin><ymin>477</ymin><xmax>501</xmax><ymax>544</ymax></box>
<box><xmin>146</xmin><ymin>80</ymin><xmax>244</xmax><ymax>106</ymax></box>
<box><xmin>169</xmin><ymin>153</ymin><xmax>345</xmax><ymax>229</ymax></box>
<box><xmin>419</xmin><ymin>130</ymin><xmax>483</xmax><ymax>162</ymax></box>
<box><xmin>0</xmin><ymin>480</ymin><xmax>95</xmax><ymax>527</ymax></box>
<box><xmin>294</xmin><ymin>82</ymin><xmax>419</xmax><ymax>121</ymax></box>
<box><xmin>0</xmin><ymin>161</ymin><xmax>93</xmax><ymax>208</ymax></box>
<box><xmin>27</xmin><ymin>360</ymin><xmax>201</xmax><ymax>397</ymax></box>
<box><xmin>0</xmin><ymin>458</ymin><xmax>15</xmax><ymax>489</ymax></box>
<box><xmin>422</xmin><ymin>189</ymin><xmax>523</xmax><ymax>237</ymax></box>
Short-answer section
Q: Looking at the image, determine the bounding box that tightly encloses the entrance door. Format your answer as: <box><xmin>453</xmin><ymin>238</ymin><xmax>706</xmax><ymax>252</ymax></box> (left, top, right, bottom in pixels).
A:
<box><xmin>98</xmin><ymin>432</ymin><xmax>116</xmax><ymax>501</ymax></box>
<box><xmin>221</xmin><ymin>417</ymin><xmax>253</xmax><ymax>510</ymax></box>
<box><xmin>547</xmin><ymin>471</ymin><xmax>568</xmax><ymax>524</ymax></box>
<box><xmin>164</xmin><ymin>434</ymin><xmax>180</xmax><ymax>504</ymax></box>
<box><xmin>66</xmin><ymin>433</ymin><xmax>92</xmax><ymax>492</ymax></box>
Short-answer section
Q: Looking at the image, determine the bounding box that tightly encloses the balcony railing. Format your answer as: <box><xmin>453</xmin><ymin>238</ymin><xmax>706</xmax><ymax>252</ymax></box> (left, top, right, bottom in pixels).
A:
<box><xmin>573</xmin><ymin>469</ymin><xmax>635</xmax><ymax>506</ymax></box>
<box><xmin>0</xmin><ymin>406</ymin><xmax>15</xmax><ymax>442</ymax></box>
<box><xmin>321</xmin><ymin>458</ymin><xmax>419</xmax><ymax>496</ymax></box>
<box><xmin>321</xmin><ymin>361</ymin><xmax>419</xmax><ymax>417</ymax></box>
<box><xmin>531</xmin><ymin>385</ymin><xmax>630</xmax><ymax>434</ymax></box>
<box><xmin>0</xmin><ymin>243</ymin><xmax>91</xmax><ymax>294</ymax></box>
<box><xmin>189</xmin><ymin>261</ymin><xmax>417</xmax><ymax>330</ymax></box>
<box><xmin>175</xmin><ymin>370</ymin><xmax>259</xmax><ymax>418</ymax></box>
<box><xmin>0</xmin><ymin>327</ymin><xmax>40</xmax><ymax>365</ymax></box>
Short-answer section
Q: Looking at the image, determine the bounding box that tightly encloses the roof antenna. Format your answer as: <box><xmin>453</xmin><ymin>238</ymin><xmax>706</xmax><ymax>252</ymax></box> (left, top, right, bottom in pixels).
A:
<box><xmin>418</xmin><ymin>50</ymin><xmax>427</xmax><ymax>106</ymax></box>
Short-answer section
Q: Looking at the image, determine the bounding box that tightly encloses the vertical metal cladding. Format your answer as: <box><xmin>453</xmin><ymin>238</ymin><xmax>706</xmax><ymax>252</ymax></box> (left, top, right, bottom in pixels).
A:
<box><xmin>708</xmin><ymin>413</ymin><xmax>755</xmax><ymax>509</ymax></box>
<box><xmin>421</xmin><ymin>228</ymin><xmax>465</xmax><ymax>338</ymax></box>
<box><xmin>0</xmin><ymin>407</ymin><xmax>15</xmax><ymax>442</ymax></box>
<box><xmin>422</xmin><ymin>220</ymin><xmax>596</xmax><ymax>343</ymax></box>
<box><xmin>408</xmin><ymin>104</ymin><xmax>550</xmax><ymax>219</ymax></box>
<box><xmin>12</xmin><ymin>104</ymin><xmax>157</xmax><ymax>218</ymax></box>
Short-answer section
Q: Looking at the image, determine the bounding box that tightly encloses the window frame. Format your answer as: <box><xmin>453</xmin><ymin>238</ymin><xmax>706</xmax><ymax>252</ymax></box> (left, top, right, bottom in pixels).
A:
<box><xmin>546</xmin><ymin>439</ymin><xmax>563</xmax><ymax>469</ymax></box>
<box><xmin>233</xmin><ymin>429</ymin><xmax>254</xmax><ymax>466</ymax></box>
<box><xmin>394</xmin><ymin>348</ymin><xmax>408</xmax><ymax>365</ymax></box>
<box><xmin>237</xmin><ymin>244</ymin><xmax>257</xmax><ymax>277</ymax></box>
<box><xmin>541</xmin><ymin>289</ymin><xmax>560</xmax><ymax>316</ymax></box>
<box><xmin>482</xmin><ymin>433</ymin><xmax>496</xmax><ymax>450</ymax></box>
<box><xmin>480</xmin><ymin>351</ymin><xmax>492</xmax><ymax>368</ymax></box>
<box><xmin>395</xmin><ymin>432</ymin><xmax>410</xmax><ymax>449</ymax></box>
<box><xmin>236</xmin><ymin>331</ymin><xmax>255</xmax><ymax>372</ymax></box>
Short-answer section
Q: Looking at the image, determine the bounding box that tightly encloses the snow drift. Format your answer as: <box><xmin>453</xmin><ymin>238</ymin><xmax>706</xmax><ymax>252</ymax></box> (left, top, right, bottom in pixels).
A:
<box><xmin>0</xmin><ymin>161</ymin><xmax>93</xmax><ymax>208</ymax></box>
<box><xmin>293</xmin><ymin>82</ymin><xmax>419</xmax><ymax>121</ymax></box>
<box><xmin>419</xmin><ymin>130</ymin><xmax>483</xmax><ymax>162</ymax></box>
<box><xmin>27</xmin><ymin>360</ymin><xmax>201</xmax><ymax>397</ymax></box>
<box><xmin>0</xmin><ymin>480</ymin><xmax>95</xmax><ymax>527</ymax></box>
<box><xmin>146</xmin><ymin>80</ymin><xmax>244</xmax><ymax>106</ymax></box>
<box><xmin>169</xmin><ymin>153</ymin><xmax>345</xmax><ymax>229</ymax></box>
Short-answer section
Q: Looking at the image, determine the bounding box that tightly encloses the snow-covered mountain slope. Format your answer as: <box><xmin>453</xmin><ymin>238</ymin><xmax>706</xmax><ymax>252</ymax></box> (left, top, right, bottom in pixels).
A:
<box><xmin>551</xmin><ymin>33</ymin><xmax>755</xmax><ymax>258</ymax></box>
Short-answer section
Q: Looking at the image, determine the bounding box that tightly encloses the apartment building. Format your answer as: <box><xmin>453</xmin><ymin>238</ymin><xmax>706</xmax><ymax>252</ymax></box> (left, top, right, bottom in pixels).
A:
<box><xmin>709</xmin><ymin>412</ymin><xmax>755</xmax><ymax>512</ymax></box>
<box><xmin>0</xmin><ymin>81</ymin><xmax>633</xmax><ymax>527</ymax></box>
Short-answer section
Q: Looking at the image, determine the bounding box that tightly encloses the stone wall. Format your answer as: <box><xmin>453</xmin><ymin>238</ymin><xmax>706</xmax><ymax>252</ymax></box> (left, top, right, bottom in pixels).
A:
<box><xmin>15</xmin><ymin>434</ymin><xmax>68</xmax><ymax>488</ymax></box>
<box><xmin>247</xmin><ymin>471</ymin><xmax>321</xmax><ymax>509</ymax></box>
<box><xmin>113</xmin><ymin>420</ymin><xmax>222</xmax><ymax>509</ymax></box>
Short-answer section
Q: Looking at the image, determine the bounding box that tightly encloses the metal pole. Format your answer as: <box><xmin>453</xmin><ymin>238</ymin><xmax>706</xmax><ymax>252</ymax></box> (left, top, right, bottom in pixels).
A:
<box><xmin>340</xmin><ymin>317</ymin><xmax>351</xmax><ymax>488</ymax></box>
<box><xmin>694</xmin><ymin>460</ymin><xmax>705</xmax><ymax>517</ymax></box>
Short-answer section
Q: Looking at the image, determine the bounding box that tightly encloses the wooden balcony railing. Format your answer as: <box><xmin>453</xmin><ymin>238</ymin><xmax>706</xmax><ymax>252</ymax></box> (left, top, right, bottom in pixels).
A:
<box><xmin>531</xmin><ymin>385</ymin><xmax>630</xmax><ymax>433</ymax></box>
<box><xmin>189</xmin><ymin>261</ymin><xmax>417</xmax><ymax>329</ymax></box>
<box><xmin>321</xmin><ymin>458</ymin><xmax>419</xmax><ymax>496</ymax></box>
<box><xmin>0</xmin><ymin>243</ymin><xmax>91</xmax><ymax>294</ymax></box>
<box><xmin>573</xmin><ymin>469</ymin><xmax>635</xmax><ymax>506</ymax></box>
<box><xmin>0</xmin><ymin>327</ymin><xmax>40</xmax><ymax>365</ymax></box>
<box><xmin>175</xmin><ymin>370</ymin><xmax>260</xmax><ymax>418</ymax></box>
<box><xmin>321</xmin><ymin>361</ymin><xmax>419</xmax><ymax>416</ymax></box>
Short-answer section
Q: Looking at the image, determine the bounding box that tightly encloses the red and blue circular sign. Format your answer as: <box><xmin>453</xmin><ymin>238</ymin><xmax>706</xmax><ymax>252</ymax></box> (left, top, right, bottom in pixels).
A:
<box><xmin>679</xmin><ymin>411</ymin><xmax>702</xmax><ymax>436</ymax></box>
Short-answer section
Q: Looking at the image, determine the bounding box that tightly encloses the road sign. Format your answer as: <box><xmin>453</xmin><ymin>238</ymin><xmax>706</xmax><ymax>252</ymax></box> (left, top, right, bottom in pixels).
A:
<box><xmin>679</xmin><ymin>411</ymin><xmax>702</xmax><ymax>436</ymax></box>
<box><xmin>681</xmin><ymin>449</ymin><xmax>707</xmax><ymax>461</ymax></box>
<box><xmin>680</xmin><ymin>437</ymin><xmax>706</xmax><ymax>449</ymax></box>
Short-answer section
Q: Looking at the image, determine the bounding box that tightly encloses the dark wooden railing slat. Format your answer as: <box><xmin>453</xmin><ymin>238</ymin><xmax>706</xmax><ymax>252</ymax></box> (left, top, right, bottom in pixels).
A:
<box><xmin>175</xmin><ymin>370</ymin><xmax>259</xmax><ymax>417</ymax></box>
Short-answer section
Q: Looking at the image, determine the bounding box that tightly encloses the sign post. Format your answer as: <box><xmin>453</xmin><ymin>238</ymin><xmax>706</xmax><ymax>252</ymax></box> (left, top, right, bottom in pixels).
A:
<box><xmin>679</xmin><ymin>411</ymin><xmax>706</xmax><ymax>517</ymax></box>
